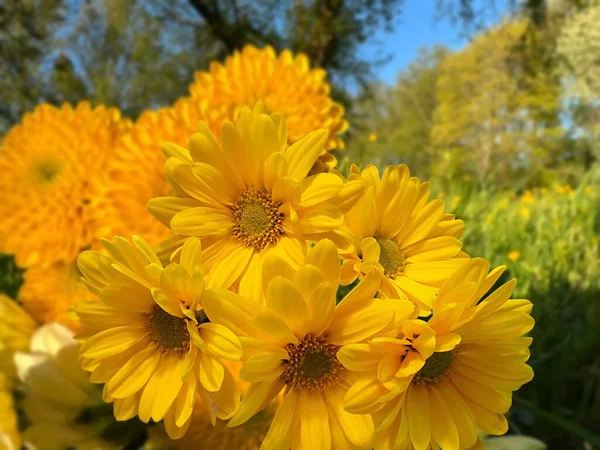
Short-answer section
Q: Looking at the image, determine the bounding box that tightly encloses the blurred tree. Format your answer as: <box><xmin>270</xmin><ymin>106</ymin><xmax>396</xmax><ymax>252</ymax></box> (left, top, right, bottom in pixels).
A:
<box><xmin>557</xmin><ymin>3</ymin><xmax>600</xmax><ymax>168</ymax></box>
<box><xmin>431</xmin><ymin>20</ymin><xmax>563</xmax><ymax>188</ymax></box>
<box><xmin>0</xmin><ymin>0</ymin><xmax>403</xmax><ymax>133</ymax></box>
<box><xmin>185</xmin><ymin>0</ymin><xmax>402</xmax><ymax>97</ymax></box>
<box><xmin>0</xmin><ymin>0</ymin><xmax>66</xmax><ymax>132</ymax></box>
<box><xmin>345</xmin><ymin>46</ymin><xmax>448</xmax><ymax>178</ymax></box>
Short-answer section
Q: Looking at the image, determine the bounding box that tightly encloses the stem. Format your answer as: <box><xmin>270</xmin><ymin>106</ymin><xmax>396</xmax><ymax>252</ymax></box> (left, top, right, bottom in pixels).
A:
<box><xmin>513</xmin><ymin>396</ymin><xmax>600</xmax><ymax>447</ymax></box>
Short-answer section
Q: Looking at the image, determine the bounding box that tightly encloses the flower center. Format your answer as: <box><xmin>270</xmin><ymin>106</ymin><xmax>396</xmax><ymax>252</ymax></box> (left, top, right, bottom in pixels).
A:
<box><xmin>231</xmin><ymin>188</ymin><xmax>284</xmax><ymax>250</ymax></box>
<box><xmin>148</xmin><ymin>306</ymin><xmax>190</xmax><ymax>355</ymax></box>
<box><xmin>375</xmin><ymin>237</ymin><xmax>404</xmax><ymax>276</ymax></box>
<box><xmin>282</xmin><ymin>334</ymin><xmax>343</xmax><ymax>391</ymax></box>
<box><xmin>33</xmin><ymin>159</ymin><xmax>62</xmax><ymax>183</ymax></box>
<box><xmin>414</xmin><ymin>351</ymin><xmax>453</xmax><ymax>384</ymax></box>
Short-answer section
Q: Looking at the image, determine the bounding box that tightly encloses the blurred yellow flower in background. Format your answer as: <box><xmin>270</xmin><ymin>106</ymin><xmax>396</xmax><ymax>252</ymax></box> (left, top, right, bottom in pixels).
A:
<box><xmin>518</xmin><ymin>207</ymin><xmax>530</xmax><ymax>218</ymax></box>
<box><xmin>0</xmin><ymin>102</ymin><xmax>130</xmax><ymax>268</ymax></box>
<box><xmin>340</xmin><ymin>164</ymin><xmax>466</xmax><ymax>313</ymax></box>
<box><xmin>14</xmin><ymin>323</ymin><xmax>119</xmax><ymax>450</ymax></box>
<box><xmin>507</xmin><ymin>250</ymin><xmax>521</xmax><ymax>261</ymax></box>
<box><xmin>76</xmin><ymin>236</ymin><xmax>241</xmax><ymax>439</ymax></box>
<box><xmin>369</xmin><ymin>132</ymin><xmax>379</xmax><ymax>142</ymax></box>
<box><xmin>188</xmin><ymin>45</ymin><xmax>348</xmax><ymax>170</ymax></box>
<box><xmin>19</xmin><ymin>261</ymin><xmax>96</xmax><ymax>330</ymax></box>
<box><xmin>0</xmin><ymin>294</ymin><xmax>36</xmax><ymax>380</ymax></box>
<box><xmin>0</xmin><ymin>373</ymin><xmax>20</xmax><ymax>450</ymax></box>
<box><xmin>148</xmin><ymin>107</ymin><xmax>361</xmax><ymax>299</ymax></box>
<box><xmin>105</xmin><ymin>100</ymin><xmax>207</xmax><ymax>246</ymax></box>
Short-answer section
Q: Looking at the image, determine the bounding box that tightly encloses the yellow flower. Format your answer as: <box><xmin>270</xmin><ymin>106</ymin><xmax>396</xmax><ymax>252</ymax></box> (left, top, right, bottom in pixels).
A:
<box><xmin>0</xmin><ymin>373</ymin><xmax>20</xmax><ymax>450</ymax></box>
<box><xmin>76</xmin><ymin>236</ymin><xmax>242</xmax><ymax>439</ymax></box>
<box><xmin>0</xmin><ymin>102</ymin><xmax>130</xmax><ymax>268</ymax></box>
<box><xmin>14</xmin><ymin>324</ymin><xmax>120</xmax><ymax>450</ymax></box>
<box><xmin>520</xmin><ymin>190</ymin><xmax>535</xmax><ymax>204</ymax></box>
<box><xmin>369</xmin><ymin>133</ymin><xmax>379</xmax><ymax>142</ymax></box>
<box><xmin>188</xmin><ymin>45</ymin><xmax>348</xmax><ymax>170</ymax></box>
<box><xmin>20</xmin><ymin>261</ymin><xmax>96</xmax><ymax>330</ymax></box>
<box><xmin>148</xmin><ymin>106</ymin><xmax>362</xmax><ymax>300</ymax></box>
<box><xmin>0</xmin><ymin>294</ymin><xmax>36</xmax><ymax>380</ymax></box>
<box><xmin>339</xmin><ymin>259</ymin><xmax>534</xmax><ymax>450</ymax></box>
<box><xmin>339</xmin><ymin>164</ymin><xmax>466</xmax><ymax>314</ymax></box>
<box><xmin>507</xmin><ymin>250</ymin><xmax>520</xmax><ymax>262</ymax></box>
<box><xmin>202</xmin><ymin>240</ymin><xmax>416</xmax><ymax>449</ymax></box>
<box><xmin>105</xmin><ymin>101</ymin><xmax>206</xmax><ymax>246</ymax></box>
<box><xmin>518</xmin><ymin>207</ymin><xmax>530</xmax><ymax>218</ymax></box>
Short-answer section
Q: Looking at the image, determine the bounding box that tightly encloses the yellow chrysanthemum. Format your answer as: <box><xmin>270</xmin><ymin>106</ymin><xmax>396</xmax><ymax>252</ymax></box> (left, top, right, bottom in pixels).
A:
<box><xmin>14</xmin><ymin>324</ymin><xmax>121</xmax><ymax>450</ymax></box>
<box><xmin>106</xmin><ymin>100</ymin><xmax>207</xmax><ymax>245</ymax></box>
<box><xmin>148</xmin><ymin>106</ymin><xmax>363</xmax><ymax>300</ymax></box>
<box><xmin>0</xmin><ymin>373</ymin><xmax>20</xmax><ymax>450</ymax></box>
<box><xmin>188</xmin><ymin>45</ymin><xmax>348</xmax><ymax>171</ymax></box>
<box><xmin>0</xmin><ymin>102</ymin><xmax>130</xmax><ymax>268</ymax></box>
<box><xmin>338</xmin><ymin>258</ymin><xmax>534</xmax><ymax>450</ymax></box>
<box><xmin>75</xmin><ymin>236</ymin><xmax>242</xmax><ymax>439</ymax></box>
<box><xmin>339</xmin><ymin>164</ymin><xmax>466</xmax><ymax>314</ymax></box>
<box><xmin>19</xmin><ymin>261</ymin><xmax>96</xmax><ymax>330</ymax></box>
<box><xmin>0</xmin><ymin>294</ymin><xmax>36</xmax><ymax>380</ymax></box>
<box><xmin>202</xmin><ymin>239</ymin><xmax>416</xmax><ymax>449</ymax></box>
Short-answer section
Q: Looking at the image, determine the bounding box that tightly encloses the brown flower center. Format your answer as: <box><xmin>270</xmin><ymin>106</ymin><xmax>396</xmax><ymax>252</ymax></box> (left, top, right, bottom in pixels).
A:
<box><xmin>148</xmin><ymin>306</ymin><xmax>190</xmax><ymax>355</ymax></box>
<box><xmin>375</xmin><ymin>237</ymin><xmax>404</xmax><ymax>276</ymax></box>
<box><xmin>414</xmin><ymin>351</ymin><xmax>453</xmax><ymax>384</ymax></box>
<box><xmin>282</xmin><ymin>334</ymin><xmax>343</xmax><ymax>391</ymax></box>
<box><xmin>231</xmin><ymin>188</ymin><xmax>284</xmax><ymax>250</ymax></box>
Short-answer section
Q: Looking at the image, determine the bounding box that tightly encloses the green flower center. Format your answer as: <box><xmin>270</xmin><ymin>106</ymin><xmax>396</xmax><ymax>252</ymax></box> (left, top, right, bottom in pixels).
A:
<box><xmin>231</xmin><ymin>188</ymin><xmax>284</xmax><ymax>250</ymax></box>
<box><xmin>33</xmin><ymin>159</ymin><xmax>62</xmax><ymax>183</ymax></box>
<box><xmin>415</xmin><ymin>351</ymin><xmax>453</xmax><ymax>384</ymax></box>
<box><xmin>149</xmin><ymin>306</ymin><xmax>190</xmax><ymax>355</ymax></box>
<box><xmin>283</xmin><ymin>334</ymin><xmax>343</xmax><ymax>391</ymax></box>
<box><xmin>375</xmin><ymin>237</ymin><xmax>404</xmax><ymax>276</ymax></box>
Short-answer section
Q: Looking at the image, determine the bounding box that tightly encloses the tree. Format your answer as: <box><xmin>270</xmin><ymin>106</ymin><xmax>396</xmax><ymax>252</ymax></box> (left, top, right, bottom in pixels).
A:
<box><xmin>345</xmin><ymin>46</ymin><xmax>448</xmax><ymax>178</ymax></box>
<box><xmin>431</xmin><ymin>20</ymin><xmax>563</xmax><ymax>188</ymax></box>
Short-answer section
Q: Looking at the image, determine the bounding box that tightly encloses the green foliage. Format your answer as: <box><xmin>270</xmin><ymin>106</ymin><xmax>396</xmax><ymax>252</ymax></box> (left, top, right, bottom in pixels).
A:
<box><xmin>0</xmin><ymin>254</ymin><xmax>23</xmax><ymax>299</ymax></box>
<box><xmin>432</xmin><ymin>20</ymin><xmax>563</xmax><ymax>188</ymax></box>
<box><xmin>345</xmin><ymin>46</ymin><xmax>448</xmax><ymax>178</ymax></box>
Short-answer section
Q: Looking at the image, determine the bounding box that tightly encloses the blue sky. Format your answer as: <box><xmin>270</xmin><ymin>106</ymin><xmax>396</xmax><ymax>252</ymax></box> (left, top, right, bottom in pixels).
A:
<box><xmin>363</xmin><ymin>0</ymin><xmax>513</xmax><ymax>85</ymax></box>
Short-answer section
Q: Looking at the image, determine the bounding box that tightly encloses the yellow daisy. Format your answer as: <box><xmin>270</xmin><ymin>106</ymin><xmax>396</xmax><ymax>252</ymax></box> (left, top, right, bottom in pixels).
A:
<box><xmin>0</xmin><ymin>373</ymin><xmax>20</xmax><ymax>450</ymax></box>
<box><xmin>339</xmin><ymin>164</ymin><xmax>466</xmax><ymax>314</ymax></box>
<box><xmin>188</xmin><ymin>45</ymin><xmax>348</xmax><ymax>171</ymax></box>
<box><xmin>20</xmin><ymin>261</ymin><xmax>96</xmax><ymax>330</ymax></box>
<box><xmin>202</xmin><ymin>239</ymin><xmax>416</xmax><ymax>450</ymax></box>
<box><xmin>147</xmin><ymin>106</ymin><xmax>363</xmax><ymax>299</ymax></box>
<box><xmin>338</xmin><ymin>258</ymin><xmax>534</xmax><ymax>450</ymax></box>
<box><xmin>75</xmin><ymin>236</ymin><xmax>242</xmax><ymax>439</ymax></box>
<box><xmin>106</xmin><ymin>100</ymin><xmax>206</xmax><ymax>246</ymax></box>
<box><xmin>0</xmin><ymin>294</ymin><xmax>37</xmax><ymax>380</ymax></box>
<box><xmin>0</xmin><ymin>102</ymin><xmax>130</xmax><ymax>268</ymax></box>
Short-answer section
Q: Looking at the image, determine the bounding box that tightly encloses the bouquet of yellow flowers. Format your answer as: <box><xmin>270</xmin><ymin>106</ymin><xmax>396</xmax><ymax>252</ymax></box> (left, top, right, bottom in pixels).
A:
<box><xmin>0</xmin><ymin>46</ymin><xmax>533</xmax><ymax>450</ymax></box>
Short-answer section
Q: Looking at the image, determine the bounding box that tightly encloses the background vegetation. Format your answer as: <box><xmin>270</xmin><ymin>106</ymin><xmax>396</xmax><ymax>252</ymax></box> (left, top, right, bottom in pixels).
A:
<box><xmin>1</xmin><ymin>0</ymin><xmax>599</xmax><ymax>449</ymax></box>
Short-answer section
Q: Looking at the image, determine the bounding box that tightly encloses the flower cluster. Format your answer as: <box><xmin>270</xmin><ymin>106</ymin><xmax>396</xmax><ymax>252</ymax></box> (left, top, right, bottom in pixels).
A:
<box><xmin>0</xmin><ymin>45</ymin><xmax>534</xmax><ymax>450</ymax></box>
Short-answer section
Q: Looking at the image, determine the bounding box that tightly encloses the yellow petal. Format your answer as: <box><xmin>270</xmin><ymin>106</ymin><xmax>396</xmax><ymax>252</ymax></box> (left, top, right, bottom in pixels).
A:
<box><xmin>298</xmin><ymin>390</ymin><xmax>331</xmax><ymax>450</ymax></box>
<box><xmin>199</xmin><ymin>322</ymin><xmax>243</xmax><ymax>360</ymax></box>
<box><xmin>305</xmin><ymin>239</ymin><xmax>341</xmax><ymax>287</ymax></box>
<box><xmin>265</xmin><ymin>276</ymin><xmax>309</xmax><ymax>336</ymax></box>
<box><xmin>171</xmin><ymin>207</ymin><xmax>232</xmax><ymax>237</ymax></box>
<box><xmin>199</xmin><ymin>353</ymin><xmax>225</xmax><ymax>392</ymax></box>
<box><xmin>285</xmin><ymin>129</ymin><xmax>328</xmax><ymax>180</ymax></box>
<box><xmin>429</xmin><ymin>385</ymin><xmax>460</xmax><ymax>450</ymax></box>
<box><xmin>324</xmin><ymin>384</ymin><xmax>374</xmax><ymax>449</ymax></box>
<box><xmin>260</xmin><ymin>389</ymin><xmax>297</xmax><ymax>450</ymax></box>
<box><xmin>407</xmin><ymin>384</ymin><xmax>431</xmax><ymax>450</ymax></box>
<box><xmin>80</xmin><ymin>326</ymin><xmax>147</xmax><ymax>359</ymax></box>
<box><xmin>228</xmin><ymin>377</ymin><xmax>285</xmax><ymax>427</ymax></box>
<box><xmin>305</xmin><ymin>281</ymin><xmax>336</xmax><ymax>337</ymax></box>
<box><xmin>106</xmin><ymin>347</ymin><xmax>160</xmax><ymax>399</ymax></box>
<box><xmin>147</xmin><ymin>197</ymin><xmax>201</xmax><ymax>228</ymax></box>
<box><xmin>253</xmin><ymin>309</ymin><xmax>299</xmax><ymax>346</ymax></box>
<box><xmin>300</xmin><ymin>173</ymin><xmax>343</xmax><ymax>206</ymax></box>
<box><xmin>344</xmin><ymin>375</ymin><xmax>388</xmax><ymax>414</ymax></box>
<box><xmin>239</xmin><ymin>350</ymin><xmax>286</xmax><ymax>382</ymax></box>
